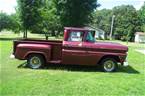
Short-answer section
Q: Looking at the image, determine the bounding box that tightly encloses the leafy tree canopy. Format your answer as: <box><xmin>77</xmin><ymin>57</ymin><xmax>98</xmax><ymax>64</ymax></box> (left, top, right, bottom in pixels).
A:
<box><xmin>92</xmin><ymin>5</ymin><xmax>142</xmax><ymax>41</ymax></box>
<box><xmin>0</xmin><ymin>12</ymin><xmax>21</xmax><ymax>33</ymax></box>
<box><xmin>139</xmin><ymin>2</ymin><xmax>145</xmax><ymax>32</ymax></box>
<box><xmin>54</xmin><ymin>0</ymin><xmax>99</xmax><ymax>27</ymax></box>
<box><xmin>92</xmin><ymin>9</ymin><xmax>112</xmax><ymax>35</ymax></box>
<box><xmin>0</xmin><ymin>12</ymin><xmax>11</xmax><ymax>32</ymax></box>
<box><xmin>112</xmin><ymin>5</ymin><xmax>142</xmax><ymax>41</ymax></box>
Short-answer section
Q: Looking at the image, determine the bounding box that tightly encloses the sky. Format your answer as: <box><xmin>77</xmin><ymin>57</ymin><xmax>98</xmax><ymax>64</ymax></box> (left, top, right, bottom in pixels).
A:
<box><xmin>0</xmin><ymin>0</ymin><xmax>145</xmax><ymax>14</ymax></box>
<box><xmin>98</xmin><ymin>0</ymin><xmax>145</xmax><ymax>10</ymax></box>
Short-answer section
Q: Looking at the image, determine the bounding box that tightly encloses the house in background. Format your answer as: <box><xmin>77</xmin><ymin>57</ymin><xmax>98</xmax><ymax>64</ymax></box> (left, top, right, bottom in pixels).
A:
<box><xmin>84</xmin><ymin>27</ymin><xmax>105</xmax><ymax>40</ymax></box>
<box><xmin>135</xmin><ymin>32</ymin><xmax>145</xmax><ymax>43</ymax></box>
<box><xmin>95</xmin><ymin>28</ymin><xmax>105</xmax><ymax>40</ymax></box>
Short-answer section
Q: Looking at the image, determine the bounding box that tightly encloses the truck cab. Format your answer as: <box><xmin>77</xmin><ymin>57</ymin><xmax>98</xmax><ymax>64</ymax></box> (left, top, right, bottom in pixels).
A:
<box><xmin>11</xmin><ymin>27</ymin><xmax>128</xmax><ymax>72</ymax></box>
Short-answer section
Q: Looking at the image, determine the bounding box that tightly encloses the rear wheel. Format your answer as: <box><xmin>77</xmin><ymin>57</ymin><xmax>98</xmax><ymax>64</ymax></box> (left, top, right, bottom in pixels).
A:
<box><xmin>100</xmin><ymin>58</ymin><xmax>118</xmax><ymax>72</ymax></box>
<box><xmin>27</xmin><ymin>54</ymin><xmax>45</xmax><ymax>69</ymax></box>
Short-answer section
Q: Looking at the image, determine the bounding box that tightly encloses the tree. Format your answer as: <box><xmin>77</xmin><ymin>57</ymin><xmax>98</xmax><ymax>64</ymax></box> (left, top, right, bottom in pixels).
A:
<box><xmin>139</xmin><ymin>2</ymin><xmax>145</xmax><ymax>32</ymax></box>
<box><xmin>54</xmin><ymin>0</ymin><xmax>99</xmax><ymax>27</ymax></box>
<box><xmin>17</xmin><ymin>0</ymin><xmax>44</xmax><ymax>38</ymax></box>
<box><xmin>0</xmin><ymin>12</ymin><xmax>11</xmax><ymax>32</ymax></box>
<box><xmin>112</xmin><ymin>5</ymin><xmax>142</xmax><ymax>41</ymax></box>
<box><xmin>0</xmin><ymin>12</ymin><xmax>21</xmax><ymax>33</ymax></box>
<box><xmin>91</xmin><ymin>5</ymin><xmax>142</xmax><ymax>41</ymax></box>
<box><xmin>92</xmin><ymin>9</ymin><xmax>112</xmax><ymax>38</ymax></box>
<box><xmin>9</xmin><ymin>13</ymin><xmax>22</xmax><ymax>33</ymax></box>
<box><xmin>39</xmin><ymin>0</ymin><xmax>62</xmax><ymax>37</ymax></box>
<box><xmin>17</xmin><ymin>0</ymin><xmax>62</xmax><ymax>38</ymax></box>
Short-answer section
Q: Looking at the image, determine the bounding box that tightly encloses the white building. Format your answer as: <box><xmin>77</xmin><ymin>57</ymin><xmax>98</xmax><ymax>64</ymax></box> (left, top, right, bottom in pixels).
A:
<box><xmin>135</xmin><ymin>32</ymin><xmax>145</xmax><ymax>43</ymax></box>
<box><xmin>95</xmin><ymin>28</ymin><xmax>105</xmax><ymax>40</ymax></box>
<box><xmin>84</xmin><ymin>27</ymin><xmax>105</xmax><ymax>40</ymax></box>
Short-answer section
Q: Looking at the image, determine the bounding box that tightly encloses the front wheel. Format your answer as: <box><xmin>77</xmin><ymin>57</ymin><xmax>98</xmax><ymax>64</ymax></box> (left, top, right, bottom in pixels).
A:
<box><xmin>100</xmin><ymin>58</ymin><xmax>118</xmax><ymax>72</ymax></box>
<box><xmin>27</xmin><ymin>54</ymin><xmax>45</xmax><ymax>69</ymax></box>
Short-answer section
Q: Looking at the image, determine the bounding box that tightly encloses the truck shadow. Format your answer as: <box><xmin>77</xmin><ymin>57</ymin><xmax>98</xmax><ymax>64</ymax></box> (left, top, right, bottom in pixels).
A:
<box><xmin>18</xmin><ymin>62</ymin><xmax>139</xmax><ymax>74</ymax></box>
<box><xmin>117</xmin><ymin>66</ymin><xmax>140</xmax><ymax>74</ymax></box>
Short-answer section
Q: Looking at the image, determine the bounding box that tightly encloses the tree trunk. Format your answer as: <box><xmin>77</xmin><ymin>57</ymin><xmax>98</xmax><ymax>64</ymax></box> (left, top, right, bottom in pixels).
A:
<box><xmin>51</xmin><ymin>30</ymin><xmax>56</xmax><ymax>36</ymax></box>
<box><xmin>46</xmin><ymin>36</ymin><xmax>48</xmax><ymax>40</ymax></box>
<box><xmin>23</xmin><ymin>30</ymin><xmax>25</xmax><ymax>38</ymax></box>
<box><xmin>45</xmin><ymin>33</ymin><xmax>49</xmax><ymax>40</ymax></box>
<box><xmin>23</xmin><ymin>29</ymin><xmax>27</xmax><ymax>38</ymax></box>
<box><xmin>25</xmin><ymin>29</ymin><xmax>27</xmax><ymax>38</ymax></box>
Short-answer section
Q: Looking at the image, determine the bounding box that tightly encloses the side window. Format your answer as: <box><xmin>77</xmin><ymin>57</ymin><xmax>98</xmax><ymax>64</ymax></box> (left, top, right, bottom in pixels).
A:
<box><xmin>68</xmin><ymin>31</ymin><xmax>83</xmax><ymax>42</ymax></box>
<box><xmin>85</xmin><ymin>31</ymin><xmax>95</xmax><ymax>42</ymax></box>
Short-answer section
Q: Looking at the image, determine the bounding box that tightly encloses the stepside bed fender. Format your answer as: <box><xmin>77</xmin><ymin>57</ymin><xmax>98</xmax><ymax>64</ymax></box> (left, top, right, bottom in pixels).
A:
<box><xmin>15</xmin><ymin>43</ymin><xmax>51</xmax><ymax>62</ymax></box>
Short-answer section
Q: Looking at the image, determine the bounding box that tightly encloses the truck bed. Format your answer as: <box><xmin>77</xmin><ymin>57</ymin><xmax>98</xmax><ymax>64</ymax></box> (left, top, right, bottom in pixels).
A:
<box><xmin>13</xmin><ymin>39</ymin><xmax>62</xmax><ymax>61</ymax></box>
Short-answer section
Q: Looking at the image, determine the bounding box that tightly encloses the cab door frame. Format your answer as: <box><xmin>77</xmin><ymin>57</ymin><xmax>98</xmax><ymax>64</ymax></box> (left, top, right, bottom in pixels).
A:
<box><xmin>62</xmin><ymin>30</ymin><xmax>89</xmax><ymax>65</ymax></box>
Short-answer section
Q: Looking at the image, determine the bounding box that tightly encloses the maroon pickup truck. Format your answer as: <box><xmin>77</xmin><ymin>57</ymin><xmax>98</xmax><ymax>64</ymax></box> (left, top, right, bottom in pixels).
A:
<box><xmin>11</xmin><ymin>27</ymin><xmax>128</xmax><ymax>72</ymax></box>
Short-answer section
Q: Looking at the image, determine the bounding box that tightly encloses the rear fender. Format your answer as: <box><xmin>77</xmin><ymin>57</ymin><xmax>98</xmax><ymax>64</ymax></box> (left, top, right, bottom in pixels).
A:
<box><xmin>24</xmin><ymin>51</ymin><xmax>47</xmax><ymax>60</ymax></box>
<box><xmin>15</xmin><ymin>43</ymin><xmax>51</xmax><ymax>62</ymax></box>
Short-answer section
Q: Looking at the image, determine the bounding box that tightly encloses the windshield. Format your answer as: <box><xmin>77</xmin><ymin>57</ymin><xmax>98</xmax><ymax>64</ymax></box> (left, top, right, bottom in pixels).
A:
<box><xmin>86</xmin><ymin>31</ymin><xmax>95</xmax><ymax>42</ymax></box>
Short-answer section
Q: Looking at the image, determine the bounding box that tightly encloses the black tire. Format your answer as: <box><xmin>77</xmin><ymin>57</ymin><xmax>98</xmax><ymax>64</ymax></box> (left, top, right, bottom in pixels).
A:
<box><xmin>100</xmin><ymin>58</ymin><xmax>118</xmax><ymax>72</ymax></box>
<box><xmin>27</xmin><ymin>54</ymin><xmax>45</xmax><ymax>69</ymax></box>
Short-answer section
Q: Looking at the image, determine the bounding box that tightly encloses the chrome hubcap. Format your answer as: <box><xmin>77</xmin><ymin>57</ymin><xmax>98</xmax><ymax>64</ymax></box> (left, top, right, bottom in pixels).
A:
<box><xmin>104</xmin><ymin>60</ymin><xmax>115</xmax><ymax>71</ymax></box>
<box><xmin>30</xmin><ymin>56</ymin><xmax>41</xmax><ymax>68</ymax></box>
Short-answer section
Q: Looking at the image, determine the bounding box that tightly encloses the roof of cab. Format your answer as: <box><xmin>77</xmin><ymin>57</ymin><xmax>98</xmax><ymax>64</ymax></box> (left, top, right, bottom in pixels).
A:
<box><xmin>64</xmin><ymin>27</ymin><xmax>95</xmax><ymax>31</ymax></box>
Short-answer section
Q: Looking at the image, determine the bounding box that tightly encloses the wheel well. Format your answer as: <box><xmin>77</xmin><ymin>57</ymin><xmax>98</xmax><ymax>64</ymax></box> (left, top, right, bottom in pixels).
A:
<box><xmin>98</xmin><ymin>55</ymin><xmax>120</xmax><ymax>64</ymax></box>
<box><xmin>26</xmin><ymin>53</ymin><xmax>46</xmax><ymax>61</ymax></box>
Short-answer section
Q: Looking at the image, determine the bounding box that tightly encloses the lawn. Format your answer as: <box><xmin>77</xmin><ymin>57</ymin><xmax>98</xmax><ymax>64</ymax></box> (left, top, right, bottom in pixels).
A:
<box><xmin>0</xmin><ymin>40</ymin><xmax>145</xmax><ymax>96</ymax></box>
<box><xmin>0</xmin><ymin>31</ymin><xmax>63</xmax><ymax>40</ymax></box>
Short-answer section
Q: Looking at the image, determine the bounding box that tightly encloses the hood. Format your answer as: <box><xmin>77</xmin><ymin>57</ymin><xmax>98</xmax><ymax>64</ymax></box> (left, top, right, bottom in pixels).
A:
<box><xmin>91</xmin><ymin>42</ymin><xmax>128</xmax><ymax>52</ymax></box>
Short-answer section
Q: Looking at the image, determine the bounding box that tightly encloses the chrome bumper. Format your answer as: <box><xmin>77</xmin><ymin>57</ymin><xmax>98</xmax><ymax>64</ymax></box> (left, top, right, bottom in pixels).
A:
<box><xmin>10</xmin><ymin>54</ymin><xmax>15</xmax><ymax>59</ymax></box>
<box><xmin>123</xmin><ymin>61</ymin><xmax>128</xmax><ymax>67</ymax></box>
<box><xmin>123</xmin><ymin>56</ymin><xmax>128</xmax><ymax>67</ymax></box>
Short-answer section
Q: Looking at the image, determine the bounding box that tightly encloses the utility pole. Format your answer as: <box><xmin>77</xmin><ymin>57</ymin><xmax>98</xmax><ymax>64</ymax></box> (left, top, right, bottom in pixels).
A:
<box><xmin>109</xmin><ymin>15</ymin><xmax>115</xmax><ymax>40</ymax></box>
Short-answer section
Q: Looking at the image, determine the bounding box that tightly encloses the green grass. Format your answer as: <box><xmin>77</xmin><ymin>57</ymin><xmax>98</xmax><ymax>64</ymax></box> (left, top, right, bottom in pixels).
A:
<box><xmin>0</xmin><ymin>40</ymin><xmax>145</xmax><ymax>96</ymax></box>
<box><xmin>0</xmin><ymin>31</ymin><xmax>63</xmax><ymax>40</ymax></box>
<box><xmin>0</xmin><ymin>31</ymin><xmax>44</xmax><ymax>38</ymax></box>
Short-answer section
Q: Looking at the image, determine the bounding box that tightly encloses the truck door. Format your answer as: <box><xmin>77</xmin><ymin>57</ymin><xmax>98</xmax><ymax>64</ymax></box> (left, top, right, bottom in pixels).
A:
<box><xmin>62</xmin><ymin>31</ymin><xmax>89</xmax><ymax>65</ymax></box>
<box><xmin>83</xmin><ymin>31</ymin><xmax>98</xmax><ymax>65</ymax></box>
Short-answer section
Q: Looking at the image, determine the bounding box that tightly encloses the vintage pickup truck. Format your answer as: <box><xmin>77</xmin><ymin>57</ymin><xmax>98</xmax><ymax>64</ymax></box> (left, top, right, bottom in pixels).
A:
<box><xmin>11</xmin><ymin>27</ymin><xmax>128</xmax><ymax>72</ymax></box>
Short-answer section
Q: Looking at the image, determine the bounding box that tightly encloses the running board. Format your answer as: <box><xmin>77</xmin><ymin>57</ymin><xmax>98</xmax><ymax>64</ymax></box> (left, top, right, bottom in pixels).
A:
<box><xmin>49</xmin><ymin>60</ymin><xmax>61</xmax><ymax>64</ymax></box>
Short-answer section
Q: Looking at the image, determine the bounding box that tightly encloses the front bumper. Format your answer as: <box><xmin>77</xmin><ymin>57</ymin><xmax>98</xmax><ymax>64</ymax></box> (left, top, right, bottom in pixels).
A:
<box><xmin>123</xmin><ymin>61</ymin><xmax>128</xmax><ymax>67</ymax></box>
<box><xmin>122</xmin><ymin>56</ymin><xmax>128</xmax><ymax>67</ymax></box>
<box><xmin>10</xmin><ymin>54</ymin><xmax>15</xmax><ymax>59</ymax></box>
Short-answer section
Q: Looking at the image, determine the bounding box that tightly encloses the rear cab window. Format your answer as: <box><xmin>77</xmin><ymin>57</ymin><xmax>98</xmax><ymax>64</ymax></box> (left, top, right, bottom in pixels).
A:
<box><xmin>68</xmin><ymin>31</ymin><xmax>84</xmax><ymax>42</ymax></box>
